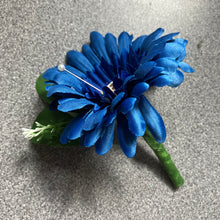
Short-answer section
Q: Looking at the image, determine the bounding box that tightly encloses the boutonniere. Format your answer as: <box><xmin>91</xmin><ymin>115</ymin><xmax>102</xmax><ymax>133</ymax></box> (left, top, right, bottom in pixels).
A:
<box><xmin>23</xmin><ymin>28</ymin><xmax>194</xmax><ymax>188</ymax></box>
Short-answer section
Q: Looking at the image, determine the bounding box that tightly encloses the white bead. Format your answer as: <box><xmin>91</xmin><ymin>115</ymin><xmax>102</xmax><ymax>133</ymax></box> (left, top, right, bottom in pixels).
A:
<box><xmin>58</xmin><ymin>64</ymin><xmax>65</xmax><ymax>71</ymax></box>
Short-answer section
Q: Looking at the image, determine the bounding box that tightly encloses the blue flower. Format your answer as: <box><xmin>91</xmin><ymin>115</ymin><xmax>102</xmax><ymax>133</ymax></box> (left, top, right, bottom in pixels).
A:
<box><xmin>43</xmin><ymin>28</ymin><xmax>194</xmax><ymax>157</ymax></box>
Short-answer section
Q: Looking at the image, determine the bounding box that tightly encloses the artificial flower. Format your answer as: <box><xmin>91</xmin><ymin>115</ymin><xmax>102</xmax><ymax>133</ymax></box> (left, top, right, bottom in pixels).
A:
<box><xmin>42</xmin><ymin>28</ymin><xmax>194</xmax><ymax>157</ymax></box>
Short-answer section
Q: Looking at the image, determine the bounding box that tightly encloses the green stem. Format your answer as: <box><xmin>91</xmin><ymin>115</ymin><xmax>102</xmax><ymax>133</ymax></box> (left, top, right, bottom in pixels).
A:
<box><xmin>143</xmin><ymin>129</ymin><xmax>184</xmax><ymax>188</ymax></box>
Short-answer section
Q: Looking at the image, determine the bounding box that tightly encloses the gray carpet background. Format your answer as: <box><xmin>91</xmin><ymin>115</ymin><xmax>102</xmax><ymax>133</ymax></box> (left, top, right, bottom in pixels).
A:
<box><xmin>0</xmin><ymin>0</ymin><xmax>219</xmax><ymax>219</ymax></box>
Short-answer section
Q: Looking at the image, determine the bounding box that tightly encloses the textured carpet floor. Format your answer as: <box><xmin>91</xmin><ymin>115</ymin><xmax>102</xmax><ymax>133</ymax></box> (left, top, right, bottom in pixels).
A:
<box><xmin>0</xmin><ymin>0</ymin><xmax>219</xmax><ymax>219</ymax></box>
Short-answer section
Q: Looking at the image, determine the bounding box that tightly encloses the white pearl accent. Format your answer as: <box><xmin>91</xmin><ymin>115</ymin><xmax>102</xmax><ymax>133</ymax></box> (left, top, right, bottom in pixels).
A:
<box><xmin>58</xmin><ymin>64</ymin><xmax>65</xmax><ymax>71</ymax></box>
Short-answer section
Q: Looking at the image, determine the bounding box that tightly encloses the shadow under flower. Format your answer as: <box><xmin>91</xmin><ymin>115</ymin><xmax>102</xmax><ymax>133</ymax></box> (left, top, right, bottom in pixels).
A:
<box><xmin>17</xmin><ymin>142</ymin><xmax>123</xmax><ymax>208</ymax></box>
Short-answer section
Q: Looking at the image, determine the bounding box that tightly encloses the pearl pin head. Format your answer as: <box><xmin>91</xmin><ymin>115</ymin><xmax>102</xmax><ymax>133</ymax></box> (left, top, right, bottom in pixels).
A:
<box><xmin>58</xmin><ymin>64</ymin><xmax>65</xmax><ymax>72</ymax></box>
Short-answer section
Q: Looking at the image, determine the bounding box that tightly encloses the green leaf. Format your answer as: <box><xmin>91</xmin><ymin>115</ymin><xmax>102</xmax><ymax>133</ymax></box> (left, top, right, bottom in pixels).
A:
<box><xmin>30</xmin><ymin>107</ymin><xmax>79</xmax><ymax>147</ymax></box>
<box><xmin>36</xmin><ymin>74</ymin><xmax>54</xmax><ymax>104</ymax></box>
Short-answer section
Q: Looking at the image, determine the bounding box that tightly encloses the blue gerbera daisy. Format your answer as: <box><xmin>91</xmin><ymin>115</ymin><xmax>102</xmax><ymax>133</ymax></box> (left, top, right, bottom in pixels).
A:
<box><xmin>43</xmin><ymin>28</ymin><xmax>194</xmax><ymax>157</ymax></box>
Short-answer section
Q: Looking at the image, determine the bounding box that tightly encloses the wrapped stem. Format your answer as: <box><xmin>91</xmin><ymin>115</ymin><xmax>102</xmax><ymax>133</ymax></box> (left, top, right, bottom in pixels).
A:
<box><xmin>143</xmin><ymin>129</ymin><xmax>184</xmax><ymax>187</ymax></box>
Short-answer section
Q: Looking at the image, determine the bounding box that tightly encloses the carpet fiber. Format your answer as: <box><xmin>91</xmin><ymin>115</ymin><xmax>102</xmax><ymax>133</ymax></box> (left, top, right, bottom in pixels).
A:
<box><xmin>0</xmin><ymin>0</ymin><xmax>219</xmax><ymax>219</ymax></box>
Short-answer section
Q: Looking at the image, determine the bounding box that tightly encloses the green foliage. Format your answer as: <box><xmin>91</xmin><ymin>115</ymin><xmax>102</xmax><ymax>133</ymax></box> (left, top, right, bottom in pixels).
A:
<box><xmin>21</xmin><ymin>74</ymin><xmax>80</xmax><ymax>147</ymax></box>
<box><xmin>36</xmin><ymin>74</ymin><xmax>54</xmax><ymax>104</ymax></box>
<box><xmin>29</xmin><ymin>107</ymin><xmax>79</xmax><ymax>147</ymax></box>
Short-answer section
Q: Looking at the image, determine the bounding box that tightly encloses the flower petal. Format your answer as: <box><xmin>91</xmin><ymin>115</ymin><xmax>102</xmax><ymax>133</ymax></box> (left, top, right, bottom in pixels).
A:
<box><xmin>179</xmin><ymin>62</ymin><xmax>194</xmax><ymax>73</ymax></box>
<box><xmin>57</xmin><ymin>98</ymin><xmax>94</xmax><ymax>112</ymax></box>
<box><xmin>100</xmin><ymin>58</ymin><xmax>115</xmax><ymax>79</ymax></box>
<box><xmin>118</xmin><ymin>97</ymin><xmax>136</xmax><ymax>114</ymax></box>
<box><xmin>132</xmin><ymin>35</ymin><xmax>147</xmax><ymax>52</ymax></box>
<box><xmin>141</xmin><ymin>28</ymin><xmax>164</xmax><ymax>53</ymax></box>
<box><xmin>151</xmin><ymin>32</ymin><xmax>179</xmax><ymax>46</ymax></box>
<box><xmin>122</xmin><ymin>75</ymin><xmax>135</xmax><ymax>90</ymax></box>
<box><xmin>47</xmin><ymin>85</ymin><xmax>84</xmax><ymax>98</ymax></box>
<box><xmin>120</xmin><ymin>50</ymin><xmax>128</xmax><ymax>69</ymax></box>
<box><xmin>131</xmin><ymin>82</ymin><xmax>149</xmax><ymax>97</ymax></box>
<box><xmin>118</xmin><ymin>31</ymin><xmax>133</xmax><ymax>55</ymax></box>
<box><xmin>148</xmin><ymin>74</ymin><xmax>173</xmax><ymax>87</ymax></box>
<box><xmin>139</xmin><ymin>95</ymin><xmax>166</xmax><ymax>143</ymax></box>
<box><xmin>117</xmin><ymin>114</ymin><xmax>137</xmax><ymax>158</ymax></box>
<box><xmin>66</xmin><ymin>50</ymin><xmax>94</xmax><ymax>73</ymax></box>
<box><xmin>158</xmin><ymin>41</ymin><xmax>185</xmax><ymax>59</ymax></box>
<box><xmin>134</xmin><ymin>61</ymin><xmax>156</xmax><ymax>79</ymax></box>
<box><xmin>105</xmin><ymin>111</ymin><xmax>117</xmax><ymax>126</ymax></box>
<box><xmin>82</xmin><ymin>44</ymin><xmax>101</xmax><ymax>66</ymax></box>
<box><xmin>177</xmin><ymin>50</ymin><xmax>186</xmax><ymax>62</ymax></box>
<box><xmin>95</xmin><ymin>119</ymin><xmax>116</xmax><ymax>155</ymax></box>
<box><xmin>94</xmin><ymin>64</ymin><xmax>111</xmax><ymax>83</ymax></box>
<box><xmin>110</xmin><ymin>92</ymin><xmax>125</xmax><ymax>112</ymax></box>
<box><xmin>90</xmin><ymin>31</ymin><xmax>111</xmax><ymax>64</ymax></box>
<box><xmin>65</xmin><ymin>65</ymin><xmax>86</xmax><ymax>78</ymax></box>
<box><xmin>105</xmin><ymin>33</ymin><xmax>119</xmax><ymax>58</ymax></box>
<box><xmin>118</xmin><ymin>31</ymin><xmax>132</xmax><ymax>69</ymax></box>
<box><xmin>43</xmin><ymin>66</ymin><xmax>85</xmax><ymax>92</ymax></box>
<box><xmin>144</xmin><ymin>66</ymin><xmax>164</xmax><ymax>81</ymax></box>
<box><xmin>175</xmin><ymin>38</ymin><xmax>188</xmax><ymax>47</ymax></box>
<box><xmin>86</xmin><ymin>71</ymin><xmax>105</xmax><ymax>87</ymax></box>
<box><xmin>126</xmin><ymin>104</ymin><xmax>146</xmax><ymax>137</ymax></box>
<box><xmin>149</xmin><ymin>69</ymin><xmax>184</xmax><ymax>88</ymax></box>
<box><xmin>142</xmin><ymin>43</ymin><xmax>166</xmax><ymax>61</ymax></box>
<box><xmin>60</xmin><ymin>114</ymin><xmax>86</xmax><ymax>144</ymax></box>
<box><xmin>155</xmin><ymin>57</ymin><xmax>179</xmax><ymax>72</ymax></box>
<box><xmin>80</xmin><ymin>125</ymin><xmax>102</xmax><ymax>147</ymax></box>
<box><xmin>167</xmin><ymin>70</ymin><xmax>184</xmax><ymax>87</ymax></box>
<box><xmin>83</xmin><ymin>107</ymin><xmax>108</xmax><ymax>131</ymax></box>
